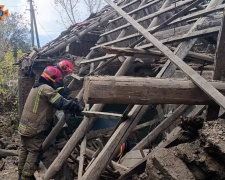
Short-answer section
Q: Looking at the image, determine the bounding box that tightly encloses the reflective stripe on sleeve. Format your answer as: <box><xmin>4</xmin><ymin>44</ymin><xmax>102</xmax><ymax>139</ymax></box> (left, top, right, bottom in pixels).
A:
<box><xmin>33</xmin><ymin>86</ymin><xmax>44</xmax><ymax>113</ymax></box>
<box><xmin>50</xmin><ymin>93</ymin><xmax>61</xmax><ymax>104</ymax></box>
<box><xmin>56</xmin><ymin>87</ymin><xmax>64</xmax><ymax>92</ymax></box>
<box><xmin>18</xmin><ymin>123</ymin><xmax>26</xmax><ymax>131</ymax></box>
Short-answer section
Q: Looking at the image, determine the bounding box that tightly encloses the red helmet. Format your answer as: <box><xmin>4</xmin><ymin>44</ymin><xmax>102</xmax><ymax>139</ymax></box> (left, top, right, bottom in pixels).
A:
<box><xmin>41</xmin><ymin>66</ymin><xmax>62</xmax><ymax>85</ymax></box>
<box><xmin>58</xmin><ymin>60</ymin><xmax>74</xmax><ymax>73</ymax></box>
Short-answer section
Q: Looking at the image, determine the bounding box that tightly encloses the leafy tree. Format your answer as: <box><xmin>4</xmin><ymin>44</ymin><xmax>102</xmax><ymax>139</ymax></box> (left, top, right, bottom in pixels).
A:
<box><xmin>0</xmin><ymin>12</ymin><xmax>31</xmax><ymax>60</ymax></box>
<box><xmin>0</xmin><ymin>12</ymin><xmax>30</xmax><ymax>135</ymax></box>
<box><xmin>0</xmin><ymin>50</ymin><xmax>25</xmax><ymax>135</ymax></box>
<box><xmin>0</xmin><ymin>50</ymin><xmax>24</xmax><ymax>112</ymax></box>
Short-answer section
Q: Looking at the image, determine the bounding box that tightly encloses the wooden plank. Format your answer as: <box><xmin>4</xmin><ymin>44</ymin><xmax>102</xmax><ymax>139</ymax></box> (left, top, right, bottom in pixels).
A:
<box><xmin>118</xmin><ymin>105</ymin><xmax>204</xmax><ymax>180</ymax></box>
<box><xmin>85</xmin><ymin>147</ymin><xmax>129</xmax><ymax>175</ymax></box>
<box><xmin>80</xmin><ymin>105</ymin><xmax>149</xmax><ymax>180</ymax></box>
<box><xmin>139</xmin><ymin>26</ymin><xmax>220</xmax><ymax>49</ymax></box>
<box><xmin>81</xmin><ymin>22</ymin><xmax>218</xmax><ymax>65</ymax></box>
<box><xmin>108</xmin><ymin>0</ymin><xmax>160</xmax><ymax>24</ymax></box>
<box><xmin>44</xmin><ymin>104</ymin><xmax>105</xmax><ymax>180</ymax></box>
<box><xmin>156</xmin><ymin>0</ymin><xmax>223</xmax><ymax>78</ymax></box>
<box><xmin>84</xmin><ymin>76</ymin><xmax>225</xmax><ymax>105</ymax></box>
<box><xmin>90</xmin><ymin>23</ymin><xmax>221</xmax><ymax>53</ymax></box>
<box><xmin>101</xmin><ymin>46</ymin><xmax>214</xmax><ymax>64</ymax></box>
<box><xmin>100</xmin><ymin>0</ymin><xmax>197</xmax><ymax>37</ymax></box>
<box><xmin>102</xmin><ymin>3</ymin><xmax>225</xmax><ymax>37</ymax></box>
<box><xmin>42</xmin><ymin>112</ymin><xmax>66</xmax><ymax>152</ymax></box>
<box><xmin>71</xmin><ymin>73</ymin><xmax>84</xmax><ymax>81</ymax></box>
<box><xmin>82</xmin><ymin>111</ymin><xmax>123</xmax><ymax>119</ymax></box>
<box><xmin>78</xmin><ymin>136</ymin><xmax>86</xmax><ymax>179</ymax></box>
<box><xmin>86</xmin><ymin>118</ymin><xmax>159</xmax><ymax>140</ymax></box>
<box><xmin>133</xmin><ymin>105</ymin><xmax>190</xmax><ymax>150</ymax></box>
<box><xmin>105</xmin><ymin>0</ymin><xmax>225</xmax><ymax>110</ymax></box>
<box><xmin>168</xmin><ymin>4</ymin><xmax>225</xmax><ymax>27</ymax></box>
<box><xmin>133</xmin><ymin>119</ymin><xmax>160</xmax><ymax>131</ymax></box>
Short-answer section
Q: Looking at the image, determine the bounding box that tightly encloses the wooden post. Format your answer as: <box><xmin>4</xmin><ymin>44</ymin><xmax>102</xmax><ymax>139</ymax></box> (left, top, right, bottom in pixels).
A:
<box><xmin>206</xmin><ymin>9</ymin><xmax>225</xmax><ymax>121</ymax></box>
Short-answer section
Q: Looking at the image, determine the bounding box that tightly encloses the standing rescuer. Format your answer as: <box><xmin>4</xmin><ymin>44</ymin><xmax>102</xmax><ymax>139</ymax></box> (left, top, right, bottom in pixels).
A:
<box><xmin>18</xmin><ymin>66</ymin><xmax>83</xmax><ymax>180</ymax></box>
<box><xmin>55</xmin><ymin>60</ymin><xmax>74</xmax><ymax>98</ymax></box>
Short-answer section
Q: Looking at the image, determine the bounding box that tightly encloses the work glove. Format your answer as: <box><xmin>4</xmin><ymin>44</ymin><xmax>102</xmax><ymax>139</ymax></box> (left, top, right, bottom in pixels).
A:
<box><xmin>71</xmin><ymin>98</ymin><xmax>79</xmax><ymax>103</ymax></box>
<box><xmin>68</xmin><ymin>101</ymin><xmax>84</xmax><ymax>116</ymax></box>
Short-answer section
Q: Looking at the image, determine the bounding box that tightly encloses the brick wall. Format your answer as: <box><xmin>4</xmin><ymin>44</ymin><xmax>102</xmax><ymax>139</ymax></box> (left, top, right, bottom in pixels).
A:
<box><xmin>18</xmin><ymin>72</ymin><xmax>35</xmax><ymax>117</ymax></box>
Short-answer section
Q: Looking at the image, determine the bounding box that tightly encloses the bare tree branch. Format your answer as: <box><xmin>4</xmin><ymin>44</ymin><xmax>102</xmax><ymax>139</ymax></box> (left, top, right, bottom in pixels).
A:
<box><xmin>54</xmin><ymin>0</ymin><xmax>105</xmax><ymax>26</ymax></box>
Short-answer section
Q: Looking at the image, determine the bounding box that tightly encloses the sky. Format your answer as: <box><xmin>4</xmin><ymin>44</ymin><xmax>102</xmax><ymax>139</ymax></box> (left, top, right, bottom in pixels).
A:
<box><xmin>0</xmin><ymin>0</ymin><xmax>100</xmax><ymax>47</ymax></box>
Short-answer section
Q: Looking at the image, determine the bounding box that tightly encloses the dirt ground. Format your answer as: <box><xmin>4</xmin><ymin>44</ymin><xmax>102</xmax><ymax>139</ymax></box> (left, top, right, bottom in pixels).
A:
<box><xmin>0</xmin><ymin>126</ymin><xmax>20</xmax><ymax>180</ymax></box>
<box><xmin>0</xmin><ymin>156</ymin><xmax>19</xmax><ymax>180</ymax></box>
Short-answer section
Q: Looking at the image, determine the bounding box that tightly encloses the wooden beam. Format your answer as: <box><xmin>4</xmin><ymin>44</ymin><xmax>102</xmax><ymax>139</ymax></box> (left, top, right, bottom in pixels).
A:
<box><xmin>44</xmin><ymin>104</ymin><xmax>105</xmax><ymax>180</ymax></box>
<box><xmin>42</xmin><ymin>112</ymin><xmax>66</xmax><ymax>152</ymax></box>
<box><xmin>82</xmin><ymin>111</ymin><xmax>123</xmax><ymax>119</ymax></box>
<box><xmin>86</xmin><ymin>118</ymin><xmax>159</xmax><ymax>140</ymax></box>
<box><xmin>78</xmin><ymin>136</ymin><xmax>86</xmax><ymax>179</ymax></box>
<box><xmin>133</xmin><ymin>105</ymin><xmax>189</xmax><ymax>150</ymax></box>
<box><xmin>100</xmin><ymin>0</ymin><xmax>198</xmax><ymax>37</ymax></box>
<box><xmin>81</xmin><ymin>21</ymin><xmax>219</xmax><ymax>65</ymax></box>
<box><xmin>101</xmin><ymin>46</ymin><xmax>214</xmax><ymax>64</ymax></box>
<box><xmin>84</xmin><ymin>76</ymin><xmax>225</xmax><ymax>105</ymax></box>
<box><xmin>133</xmin><ymin>118</ymin><xmax>160</xmax><ymax>131</ymax></box>
<box><xmin>104</xmin><ymin>0</ymin><xmax>225</xmax><ymax>110</ymax></box>
<box><xmin>80</xmin><ymin>105</ymin><xmax>149</xmax><ymax>180</ymax></box>
<box><xmin>108</xmin><ymin>0</ymin><xmax>161</xmax><ymax>24</ymax></box>
<box><xmin>71</xmin><ymin>73</ymin><xmax>84</xmax><ymax>81</ymax></box>
<box><xmin>139</xmin><ymin>26</ymin><xmax>220</xmax><ymax>49</ymax></box>
<box><xmin>85</xmin><ymin>147</ymin><xmax>129</xmax><ymax>175</ymax></box>
<box><xmin>0</xmin><ymin>149</ymin><xmax>18</xmax><ymax>157</ymax></box>
<box><xmin>89</xmin><ymin>21</ymin><xmax>221</xmax><ymax>54</ymax></box>
<box><xmin>118</xmin><ymin>105</ymin><xmax>204</xmax><ymax>180</ymax></box>
<box><xmin>101</xmin><ymin>3</ymin><xmax>225</xmax><ymax>37</ymax></box>
<box><xmin>156</xmin><ymin>0</ymin><xmax>223</xmax><ymax>78</ymax></box>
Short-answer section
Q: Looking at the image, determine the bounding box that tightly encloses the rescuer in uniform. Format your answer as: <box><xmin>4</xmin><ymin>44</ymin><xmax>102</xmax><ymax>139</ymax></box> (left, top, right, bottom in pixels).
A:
<box><xmin>54</xmin><ymin>60</ymin><xmax>74</xmax><ymax>98</ymax></box>
<box><xmin>18</xmin><ymin>66</ymin><xmax>83</xmax><ymax>180</ymax></box>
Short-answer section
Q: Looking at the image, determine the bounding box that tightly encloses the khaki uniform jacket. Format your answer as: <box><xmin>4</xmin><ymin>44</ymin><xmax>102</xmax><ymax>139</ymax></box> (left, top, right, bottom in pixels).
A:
<box><xmin>19</xmin><ymin>84</ymin><xmax>62</xmax><ymax>137</ymax></box>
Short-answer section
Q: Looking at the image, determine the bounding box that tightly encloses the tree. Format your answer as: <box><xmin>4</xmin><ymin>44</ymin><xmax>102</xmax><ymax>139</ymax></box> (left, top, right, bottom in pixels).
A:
<box><xmin>84</xmin><ymin>0</ymin><xmax>104</xmax><ymax>14</ymax></box>
<box><xmin>0</xmin><ymin>12</ymin><xmax>31</xmax><ymax>60</ymax></box>
<box><xmin>53</xmin><ymin>0</ymin><xmax>106</xmax><ymax>28</ymax></box>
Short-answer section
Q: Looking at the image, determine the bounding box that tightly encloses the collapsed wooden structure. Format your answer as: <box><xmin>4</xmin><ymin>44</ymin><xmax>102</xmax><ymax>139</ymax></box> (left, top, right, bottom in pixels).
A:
<box><xmin>18</xmin><ymin>0</ymin><xmax>225</xmax><ymax>179</ymax></box>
